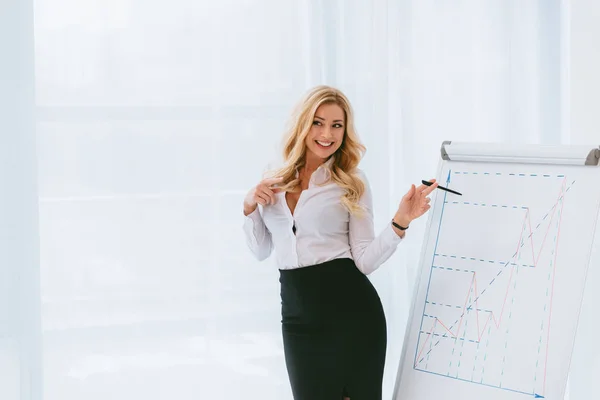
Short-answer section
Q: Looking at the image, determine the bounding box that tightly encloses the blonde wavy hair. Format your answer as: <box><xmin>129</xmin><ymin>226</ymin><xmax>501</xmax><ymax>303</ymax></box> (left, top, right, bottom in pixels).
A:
<box><xmin>265</xmin><ymin>85</ymin><xmax>367</xmax><ymax>215</ymax></box>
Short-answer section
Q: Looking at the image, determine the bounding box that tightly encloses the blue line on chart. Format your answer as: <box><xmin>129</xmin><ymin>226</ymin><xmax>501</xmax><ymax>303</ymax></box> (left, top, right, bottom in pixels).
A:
<box><xmin>432</xmin><ymin>265</ymin><xmax>476</xmax><ymax>273</ymax></box>
<box><xmin>434</xmin><ymin>253</ymin><xmax>535</xmax><ymax>268</ymax></box>
<box><xmin>415</xmin><ymin>178</ymin><xmax>575</xmax><ymax>373</ymax></box>
<box><xmin>425</xmin><ymin>304</ymin><xmax>493</xmax><ymax>313</ymax></box>
<box><xmin>419</xmin><ymin>329</ymin><xmax>480</xmax><ymax>344</ymax></box>
<box><xmin>414</xmin><ymin>368</ymin><xmax>545</xmax><ymax>398</ymax></box>
<box><xmin>414</xmin><ymin>169</ymin><xmax>451</xmax><ymax>366</ymax></box>
<box><xmin>453</xmin><ymin>171</ymin><xmax>565</xmax><ymax>178</ymax></box>
<box><xmin>447</xmin><ymin>201</ymin><xmax>528</xmax><ymax>209</ymax></box>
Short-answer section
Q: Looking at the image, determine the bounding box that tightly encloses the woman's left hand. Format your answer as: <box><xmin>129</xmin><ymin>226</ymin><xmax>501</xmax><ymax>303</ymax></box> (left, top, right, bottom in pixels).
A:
<box><xmin>393</xmin><ymin>179</ymin><xmax>438</xmax><ymax>227</ymax></box>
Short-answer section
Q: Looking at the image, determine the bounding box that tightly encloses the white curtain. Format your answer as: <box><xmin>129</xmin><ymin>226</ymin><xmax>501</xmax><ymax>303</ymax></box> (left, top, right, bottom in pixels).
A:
<box><xmin>329</xmin><ymin>1</ymin><xmax>564</xmax><ymax>396</ymax></box>
<box><xmin>2</xmin><ymin>0</ymin><xmax>591</xmax><ymax>399</ymax></box>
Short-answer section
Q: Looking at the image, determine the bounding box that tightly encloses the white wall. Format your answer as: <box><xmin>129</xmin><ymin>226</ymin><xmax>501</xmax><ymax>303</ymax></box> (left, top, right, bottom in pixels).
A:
<box><xmin>1</xmin><ymin>1</ymin><xmax>596</xmax><ymax>399</ymax></box>
<box><xmin>568</xmin><ymin>0</ymin><xmax>600</xmax><ymax>145</ymax></box>
<box><xmin>567</xmin><ymin>1</ymin><xmax>600</xmax><ymax>399</ymax></box>
<box><xmin>1</xmin><ymin>0</ymin><xmax>43</xmax><ymax>399</ymax></box>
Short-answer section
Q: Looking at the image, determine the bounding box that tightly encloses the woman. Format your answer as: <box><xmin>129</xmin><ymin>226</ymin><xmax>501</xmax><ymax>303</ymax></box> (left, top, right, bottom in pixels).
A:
<box><xmin>242</xmin><ymin>85</ymin><xmax>437</xmax><ymax>400</ymax></box>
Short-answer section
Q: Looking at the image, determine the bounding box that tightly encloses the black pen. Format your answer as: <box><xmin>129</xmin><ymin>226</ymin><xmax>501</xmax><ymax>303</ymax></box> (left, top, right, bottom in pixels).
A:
<box><xmin>422</xmin><ymin>180</ymin><xmax>462</xmax><ymax>196</ymax></box>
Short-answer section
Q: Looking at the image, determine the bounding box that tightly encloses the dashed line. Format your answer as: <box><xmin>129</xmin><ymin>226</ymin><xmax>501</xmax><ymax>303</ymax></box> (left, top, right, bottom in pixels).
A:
<box><xmin>425</xmin><ymin>304</ymin><xmax>493</xmax><ymax>313</ymax></box>
<box><xmin>472</xmin><ymin>322</ymin><xmax>483</xmax><ymax>381</ymax></box>
<box><xmin>426</xmin><ymin>319</ymin><xmax>438</xmax><ymax>369</ymax></box>
<box><xmin>447</xmin><ymin>201</ymin><xmax>528</xmax><ymax>209</ymax></box>
<box><xmin>480</xmin><ymin>323</ymin><xmax>492</xmax><ymax>383</ymax></box>
<box><xmin>500</xmin><ymin>250</ymin><xmax>521</xmax><ymax>386</ymax></box>
<box><xmin>533</xmin><ymin>198</ymin><xmax>562</xmax><ymax>389</ymax></box>
<box><xmin>435</xmin><ymin>253</ymin><xmax>534</xmax><ymax>268</ymax></box>
<box><xmin>432</xmin><ymin>265</ymin><xmax>476</xmax><ymax>273</ymax></box>
<box><xmin>453</xmin><ymin>172</ymin><xmax>565</xmax><ymax>178</ymax></box>
<box><xmin>456</xmin><ymin>290</ymin><xmax>472</xmax><ymax>377</ymax></box>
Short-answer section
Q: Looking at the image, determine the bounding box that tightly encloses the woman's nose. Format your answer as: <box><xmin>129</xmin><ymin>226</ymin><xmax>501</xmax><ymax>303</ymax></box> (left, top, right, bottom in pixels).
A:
<box><xmin>320</xmin><ymin>127</ymin><xmax>332</xmax><ymax>138</ymax></box>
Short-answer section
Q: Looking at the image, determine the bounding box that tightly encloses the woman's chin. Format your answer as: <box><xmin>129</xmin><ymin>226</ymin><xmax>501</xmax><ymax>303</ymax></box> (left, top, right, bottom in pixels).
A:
<box><xmin>307</xmin><ymin>146</ymin><xmax>333</xmax><ymax>159</ymax></box>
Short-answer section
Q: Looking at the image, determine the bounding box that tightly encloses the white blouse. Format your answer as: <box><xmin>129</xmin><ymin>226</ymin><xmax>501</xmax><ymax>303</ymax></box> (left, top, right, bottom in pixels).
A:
<box><xmin>242</xmin><ymin>158</ymin><xmax>403</xmax><ymax>275</ymax></box>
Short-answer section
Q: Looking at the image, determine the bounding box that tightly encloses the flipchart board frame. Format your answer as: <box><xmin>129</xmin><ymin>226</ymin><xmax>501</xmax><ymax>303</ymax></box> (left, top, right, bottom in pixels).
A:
<box><xmin>392</xmin><ymin>141</ymin><xmax>600</xmax><ymax>400</ymax></box>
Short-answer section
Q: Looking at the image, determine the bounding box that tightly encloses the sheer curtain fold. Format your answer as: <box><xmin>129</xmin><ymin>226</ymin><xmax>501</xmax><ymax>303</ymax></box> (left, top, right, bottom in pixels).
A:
<box><xmin>2</xmin><ymin>0</ymin><xmax>588</xmax><ymax>399</ymax></box>
<box><xmin>327</xmin><ymin>1</ymin><xmax>565</xmax><ymax>394</ymax></box>
<box><xmin>1</xmin><ymin>1</ymin><xmax>43</xmax><ymax>400</ymax></box>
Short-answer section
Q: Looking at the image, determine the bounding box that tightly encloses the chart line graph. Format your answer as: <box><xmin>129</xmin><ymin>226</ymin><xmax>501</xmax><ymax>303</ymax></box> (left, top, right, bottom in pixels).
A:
<box><xmin>412</xmin><ymin>170</ymin><xmax>573</xmax><ymax>399</ymax></box>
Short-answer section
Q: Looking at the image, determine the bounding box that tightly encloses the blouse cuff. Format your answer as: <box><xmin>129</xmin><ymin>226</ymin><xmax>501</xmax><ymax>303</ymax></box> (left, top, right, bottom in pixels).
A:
<box><xmin>243</xmin><ymin>206</ymin><xmax>262</xmax><ymax>227</ymax></box>
<box><xmin>383</xmin><ymin>222</ymin><xmax>404</xmax><ymax>245</ymax></box>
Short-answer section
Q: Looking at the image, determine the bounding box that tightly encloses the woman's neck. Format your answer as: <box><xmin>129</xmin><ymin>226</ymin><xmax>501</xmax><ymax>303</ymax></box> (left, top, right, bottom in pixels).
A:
<box><xmin>304</xmin><ymin>153</ymin><xmax>328</xmax><ymax>174</ymax></box>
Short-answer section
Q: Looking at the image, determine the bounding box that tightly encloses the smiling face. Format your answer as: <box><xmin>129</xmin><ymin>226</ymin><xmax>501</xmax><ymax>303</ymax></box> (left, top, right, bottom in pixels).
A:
<box><xmin>304</xmin><ymin>102</ymin><xmax>345</xmax><ymax>162</ymax></box>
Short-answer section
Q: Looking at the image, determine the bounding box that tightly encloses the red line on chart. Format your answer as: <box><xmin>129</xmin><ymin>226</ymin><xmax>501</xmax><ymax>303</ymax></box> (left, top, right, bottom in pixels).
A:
<box><xmin>455</xmin><ymin>274</ymin><xmax>475</xmax><ymax>337</ymax></box>
<box><xmin>415</xmin><ymin>320</ymin><xmax>436</xmax><ymax>364</ymax></box>
<box><xmin>436</xmin><ymin>313</ymin><xmax>459</xmax><ymax>337</ymax></box>
<box><xmin>415</xmin><ymin>179</ymin><xmax>568</xmax><ymax>368</ymax></box>
<box><xmin>416</xmin><ymin>211</ymin><xmax>526</xmax><ymax>351</ymax></box>
<box><xmin>474</xmin><ymin>274</ymin><xmax>481</xmax><ymax>339</ymax></box>
<box><xmin>542</xmin><ymin>179</ymin><xmax>566</xmax><ymax>396</ymax></box>
<box><xmin>528</xmin><ymin>210</ymin><xmax>536</xmax><ymax>268</ymax></box>
<box><xmin>530</xmin><ymin>198</ymin><xmax>560</xmax><ymax>268</ymax></box>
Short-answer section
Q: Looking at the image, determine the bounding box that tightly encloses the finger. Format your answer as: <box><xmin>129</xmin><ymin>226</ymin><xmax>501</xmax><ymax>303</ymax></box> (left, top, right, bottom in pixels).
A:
<box><xmin>418</xmin><ymin>178</ymin><xmax>437</xmax><ymax>193</ymax></box>
<box><xmin>261</xmin><ymin>187</ymin><xmax>277</xmax><ymax>204</ymax></box>
<box><xmin>404</xmin><ymin>184</ymin><xmax>416</xmax><ymax>200</ymax></box>
<box><xmin>256</xmin><ymin>196</ymin><xmax>268</xmax><ymax>206</ymax></box>
<box><xmin>256</xmin><ymin>192</ymin><xmax>269</xmax><ymax>205</ymax></box>
<box><xmin>422</xmin><ymin>182</ymin><xmax>438</xmax><ymax>196</ymax></box>
<box><xmin>263</xmin><ymin>176</ymin><xmax>285</xmax><ymax>188</ymax></box>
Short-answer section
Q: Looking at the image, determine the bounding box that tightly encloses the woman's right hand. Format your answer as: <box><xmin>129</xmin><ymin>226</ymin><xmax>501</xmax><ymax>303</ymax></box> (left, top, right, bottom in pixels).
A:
<box><xmin>243</xmin><ymin>177</ymin><xmax>284</xmax><ymax>215</ymax></box>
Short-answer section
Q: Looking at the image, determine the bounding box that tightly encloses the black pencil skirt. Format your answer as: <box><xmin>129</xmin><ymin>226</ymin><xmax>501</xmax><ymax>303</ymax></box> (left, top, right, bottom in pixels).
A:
<box><xmin>279</xmin><ymin>257</ymin><xmax>387</xmax><ymax>400</ymax></box>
